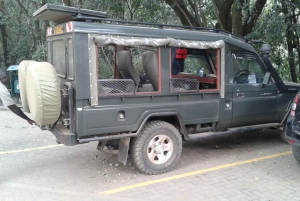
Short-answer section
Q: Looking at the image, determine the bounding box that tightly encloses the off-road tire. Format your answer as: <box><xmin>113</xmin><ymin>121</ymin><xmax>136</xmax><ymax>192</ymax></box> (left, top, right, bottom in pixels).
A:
<box><xmin>131</xmin><ymin>120</ymin><xmax>182</xmax><ymax>175</ymax></box>
<box><xmin>18</xmin><ymin>60</ymin><xmax>36</xmax><ymax>112</ymax></box>
<box><xmin>26</xmin><ymin>62</ymin><xmax>61</xmax><ymax>126</ymax></box>
<box><xmin>292</xmin><ymin>144</ymin><xmax>300</xmax><ymax>163</ymax></box>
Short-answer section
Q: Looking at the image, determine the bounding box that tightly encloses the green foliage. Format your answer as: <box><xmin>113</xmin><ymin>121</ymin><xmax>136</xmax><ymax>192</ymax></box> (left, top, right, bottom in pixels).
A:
<box><xmin>0</xmin><ymin>0</ymin><xmax>59</xmax><ymax>68</ymax></box>
<box><xmin>98</xmin><ymin>46</ymin><xmax>114</xmax><ymax>79</ymax></box>
<box><xmin>247</xmin><ymin>0</ymin><xmax>300</xmax><ymax>82</ymax></box>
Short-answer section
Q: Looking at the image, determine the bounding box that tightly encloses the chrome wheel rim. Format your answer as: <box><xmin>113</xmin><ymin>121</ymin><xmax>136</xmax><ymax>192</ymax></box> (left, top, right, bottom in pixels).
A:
<box><xmin>147</xmin><ymin>134</ymin><xmax>173</xmax><ymax>164</ymax></box>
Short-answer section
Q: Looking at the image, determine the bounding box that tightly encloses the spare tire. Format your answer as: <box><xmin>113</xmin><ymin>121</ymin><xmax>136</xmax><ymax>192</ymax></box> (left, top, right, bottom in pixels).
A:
<box><xmin>18</xmin><ymin>60</ymin><xmax>36</xmax><ymax>112</ymax></box>
<box><xmin>26</xmin><ymin>62</ymin><xmax>61</xmax><ymax>126</ymax></box>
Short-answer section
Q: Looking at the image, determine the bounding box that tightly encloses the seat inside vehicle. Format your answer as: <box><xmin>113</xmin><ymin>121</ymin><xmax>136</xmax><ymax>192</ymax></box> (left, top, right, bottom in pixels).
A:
<box><xmin>142</xmin><ymin>50</ymin><xmax>159</xmax><ymax>91</ymax></box>
<box><xmin>116</xmin><ymin>50</ymin><xmax>141</xmax><ymax>90</ymax></box>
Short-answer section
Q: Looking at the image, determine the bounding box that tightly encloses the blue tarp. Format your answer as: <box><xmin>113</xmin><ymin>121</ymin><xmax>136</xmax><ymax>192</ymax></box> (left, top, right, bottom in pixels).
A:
<box><xmin>7</xmin><ymin>65</ymin><xmax>19</xmax><ymax>71</ymax></box>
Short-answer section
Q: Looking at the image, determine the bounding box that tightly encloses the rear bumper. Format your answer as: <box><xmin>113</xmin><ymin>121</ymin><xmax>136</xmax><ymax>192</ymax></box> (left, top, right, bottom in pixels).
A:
<box><xmin>286</xmin><ymin>117</ymin><xmax>300</xmax><ymax>144</ymax></box>
<box><xmin>52</xmin><ymin>123</ymin><xmax>77</xmax><ymax>146</ymax></box>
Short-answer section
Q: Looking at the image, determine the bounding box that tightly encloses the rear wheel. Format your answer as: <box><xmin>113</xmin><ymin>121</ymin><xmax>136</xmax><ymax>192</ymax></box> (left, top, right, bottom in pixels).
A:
<box><xmin>131</xmin><ymin>120</ymin><xmax>182</xmax><ymax>175</ymax></box>
<box><xmin>292</xmin><ymin>144</ymin><xmax>300</xmax><ymax>163</ymax></box>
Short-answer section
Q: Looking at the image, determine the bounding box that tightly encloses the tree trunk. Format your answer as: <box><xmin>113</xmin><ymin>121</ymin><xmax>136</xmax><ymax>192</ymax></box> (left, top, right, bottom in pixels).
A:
<box><xmin>0</xmin><ymin>23</ymin><xmax>10</xmax><ymax>67</ymax></box>
<box><xmin>286</xmin><ymin>28</ymin><xmax>298</xmax><ymax>82</ymax></box>
<box><xmin>232</xmin><ymin>0</ymin><xmax>243</xmax><ymax>36</ymax></box>
<box><xmin>212</xmin><ymin>0</ymin><xmax>234</xmax><ymax>31</ymax></box>
<box><xmin>0</xmin><ymin>0</ymin><xmax>10</xmax><ymax>67</ymax></box>
<box><xmin>164</xmin><ymin>0</ymin><xmax>200</xmax><ymax>27</ymax></box>
<box><xmin>63</xmin><ymin>0</ymin><xmax>71</xmax><ymax>6</ymax></box>
<box><xmin>282</xmin><ymin>2</ymin><xmax>298</xmax><ymax>82</ymax></box>
<box><xmin>291</xmin><ymin>6</ymin><xmax>300</xmax><ymax>79</ymax></box>
<box><xmin>242</xmin><ymin>0</ymin><xmax>267</xmax><ymax>36</ymax></box>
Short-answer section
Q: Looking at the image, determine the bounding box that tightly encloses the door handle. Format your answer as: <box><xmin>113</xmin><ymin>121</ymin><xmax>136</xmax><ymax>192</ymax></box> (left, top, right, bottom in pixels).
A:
<box><xmin>261</xmin><ymin>92</ymin><xmax>272</xmax><ymax>96</ymax></box>
<box><xmin>237</xmin><ymin>93</ymin><xmax>244</xmax><ymax>97</ymax></box>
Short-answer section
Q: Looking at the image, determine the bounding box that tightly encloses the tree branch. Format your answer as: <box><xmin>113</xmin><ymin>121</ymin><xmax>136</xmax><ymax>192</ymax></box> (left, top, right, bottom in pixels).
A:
<box><xmin>63</xmin><ymin>0</ymin><xmax>71</xmax><ymax>6</ymax></box>
<box><xmin>165</xmin><ymin>0</ymin><xmax>200</xmax><ymax>27</ymax></box>
<box><xmin>243</xmin><ymin>0</ymin><xmax>267</xmax><ymax>35</ymax></box>
<box><xmin>232</xmin><ymin>0</ymin><xmax>243</xmax><ymax>36</ymax></box>
<box><xmin>101</xmin><ymin>47</ymin><xmax>113</xmax><ymax>71</ymax></box>
<box><xmin>212</xmin><ymin>0</ymin><xmax>234</xmax><ymax>31</ymax></box>
<box><xmin>187</xmin><ymin>0</ymin><xmax>200</xmax><ymax>24</ymax></box>
<box><xmin>15</xmin><ymin>0</ymin><xmax>29</xmax><ymax>16</ymax></box>
<box><xmin>211</xmin><ymin>0</ymin><xmax>223</xmax><ymax>29</ymax></box>
<box><xmin>188</xmin><ymin>0</ymin><xmax>207</xmax><ymax>27</ymax></box>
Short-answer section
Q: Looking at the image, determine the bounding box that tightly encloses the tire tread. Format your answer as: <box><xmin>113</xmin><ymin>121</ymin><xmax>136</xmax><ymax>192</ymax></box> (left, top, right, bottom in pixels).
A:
<box><xmin>293</xmin><ymin>144</ymin><xmax>300</xmax><ymax>163</ymax></box>
<box><xmin>131</xmin><ymin>120</ymin><xmax>182</xmax><ymax>175</ymax></box>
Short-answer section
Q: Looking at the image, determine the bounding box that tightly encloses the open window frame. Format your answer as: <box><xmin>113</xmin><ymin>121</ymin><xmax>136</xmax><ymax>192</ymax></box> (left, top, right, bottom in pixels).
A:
<box><xmin>170</xmin><ymin>48</ymin><xmax>221</xmax><ymax>94</ymax></box>
<box><xmin>89</xmin><ymin>34</ymin><xmax>225</xmax><ymax>105</ymax></box>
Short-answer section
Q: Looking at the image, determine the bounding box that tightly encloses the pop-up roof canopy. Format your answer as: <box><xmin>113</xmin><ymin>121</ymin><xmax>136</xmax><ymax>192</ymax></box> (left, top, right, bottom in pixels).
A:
<box><xmin>93</xmin><ymin>35</ymin><xmax>225</xmax><ymax>49</ymax></box>
<box><xmin>33</xmin><ymin>3</ymin><xmax>107</xmax><ymax>24</ymax></box>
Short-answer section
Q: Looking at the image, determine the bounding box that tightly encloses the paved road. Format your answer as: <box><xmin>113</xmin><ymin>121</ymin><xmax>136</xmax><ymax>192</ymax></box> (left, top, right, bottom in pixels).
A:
<box><xmin>1</xmin><ymin>106</ymin><xmax>300</xmax><ymax>201</ymax></box>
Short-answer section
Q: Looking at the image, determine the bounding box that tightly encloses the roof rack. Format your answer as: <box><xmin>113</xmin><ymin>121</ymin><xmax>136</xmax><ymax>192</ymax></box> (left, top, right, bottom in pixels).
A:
<box><xmin>248</xmin><ymin>40</ymin><xmax>266</xmax><ymax>44</ymax></box>
<box><xmin>34</xmin><ymin>3</ymin><xmax>256</xmax><ymax>44</ymax></box>
<box><xmin>73</xmin><ymin>16</ymin><xmax>250</xmax><ymax>43</ymax></box>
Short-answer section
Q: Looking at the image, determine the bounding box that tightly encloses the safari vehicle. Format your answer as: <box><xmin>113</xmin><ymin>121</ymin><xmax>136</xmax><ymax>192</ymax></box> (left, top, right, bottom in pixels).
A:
<box><xmin>19</xmin><ymin>3</ymin><xmax>300</xmax><ymax>175</ymax></box>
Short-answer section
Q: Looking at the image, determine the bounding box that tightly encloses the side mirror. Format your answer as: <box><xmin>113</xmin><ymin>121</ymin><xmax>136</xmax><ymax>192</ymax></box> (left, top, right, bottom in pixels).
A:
<box><xmin>262</xmin><ymin>72</ymin><xmax>270</xmax><ymax>88</ymax></box>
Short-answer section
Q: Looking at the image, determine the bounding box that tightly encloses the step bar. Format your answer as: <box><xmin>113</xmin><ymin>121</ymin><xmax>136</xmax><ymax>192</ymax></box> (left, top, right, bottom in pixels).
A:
<box><xmin>186</xmin><ymin>123</ymin><xmax>282</xmax><ymax>141</ymax></box>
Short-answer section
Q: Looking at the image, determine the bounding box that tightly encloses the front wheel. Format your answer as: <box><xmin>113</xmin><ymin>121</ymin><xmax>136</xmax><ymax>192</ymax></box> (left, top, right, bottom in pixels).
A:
<box><xmin>131</xmin><ymin>120</ymin><xmax>182</xmax><ymax>175</ymax></box>
<box><xmin>292</xmin><ymin>144</ymin><xmax>300</xmax><ymax>163</ymax></box>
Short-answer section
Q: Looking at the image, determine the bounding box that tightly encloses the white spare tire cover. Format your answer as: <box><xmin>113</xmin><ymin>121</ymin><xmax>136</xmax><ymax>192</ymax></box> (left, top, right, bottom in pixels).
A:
<box><xmin>18</xmin><ymin>60</ymin><xmax>36</xmax><ymax>112</ymax></box>
<box><xmin>26</xmin><ymin>62</ymin><xmax>61</xmax><ymax>126</ymax></box>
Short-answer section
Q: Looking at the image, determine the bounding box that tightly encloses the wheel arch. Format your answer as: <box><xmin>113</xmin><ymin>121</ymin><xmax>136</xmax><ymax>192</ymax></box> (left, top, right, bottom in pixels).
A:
<box><xmin>135</xmin><ymin>112</ymin><xmax>188</xmax><ymax>139</ymax></box>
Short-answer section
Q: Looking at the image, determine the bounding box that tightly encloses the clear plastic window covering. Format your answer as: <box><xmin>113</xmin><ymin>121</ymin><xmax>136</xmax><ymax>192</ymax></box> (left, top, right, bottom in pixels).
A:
<box><xmin>93</xmin><ymin>35</ymin><xmax>225</xmax><ymax>49</ymax></box>
<box><xmin>52</xmin><ymin>39</ymin><xmax>66</xmax><ymax>78</ymax></box>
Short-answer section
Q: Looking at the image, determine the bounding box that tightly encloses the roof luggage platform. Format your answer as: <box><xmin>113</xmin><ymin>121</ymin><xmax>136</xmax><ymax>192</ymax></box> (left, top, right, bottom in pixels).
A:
<box><xmin>33</xmin><ymin>3</ymin><xmax>108</xmax><ymax>24</ymax></box>
<box><xmin>33</xmin><ymin>3</ymin><xmax>252</xmax><ymax>43</ymax></box>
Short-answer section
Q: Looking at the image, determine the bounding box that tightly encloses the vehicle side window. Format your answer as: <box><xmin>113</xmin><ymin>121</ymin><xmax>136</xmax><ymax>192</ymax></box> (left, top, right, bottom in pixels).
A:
<box><xmin>184</xmin><ymin>54</ymin><xmax>213</xmax><ymax>76</ymax></box>
<box><xmin>52</xmin><ymin>39</ymin><xmax>66</xmax><ymax>78</ymax></box>
<box><xmin>172</xmin><ymin>49</ymin><xmax>215</xmax><ymax>76</ymax></box>
<box><xmin>232</xmin><ymin>53</ymin><xmax>265</xmax><ymax>84</ymax></box>
<box><xmin>98</xmin><ymin>45</ymin><xmax>115</xmax><ymax>79</ymax></box>
<box><xmin>97</xmin><ymin>45</ymin><xmax>160</xmax><ymax>96</ymax></box>
<box><xmin>170</xmin><ymin>48</ymin><xmax>218</xmax><ymax>92</ymax></box>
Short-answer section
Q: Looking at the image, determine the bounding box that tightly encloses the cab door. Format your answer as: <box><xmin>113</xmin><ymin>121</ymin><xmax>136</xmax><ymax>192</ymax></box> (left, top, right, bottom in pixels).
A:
<box><xmin>231</xmin><ymin>53</ymin><xmax>278</xmax><ymax>126</ymax></box>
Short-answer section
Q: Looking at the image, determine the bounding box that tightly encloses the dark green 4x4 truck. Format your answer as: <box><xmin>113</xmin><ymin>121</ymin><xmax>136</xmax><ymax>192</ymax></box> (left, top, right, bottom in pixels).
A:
<box><xmin>19</xmin><ymin>4</ymin><xmax>300</xmax><ymax>174</ymax></box>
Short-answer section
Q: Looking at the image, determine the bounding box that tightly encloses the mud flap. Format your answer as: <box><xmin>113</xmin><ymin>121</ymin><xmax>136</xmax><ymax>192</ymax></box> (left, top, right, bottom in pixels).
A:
<box><xmin>118</xmin><ymin>137</ymin><xmax>131</xmax><ymax>165</ymax></box>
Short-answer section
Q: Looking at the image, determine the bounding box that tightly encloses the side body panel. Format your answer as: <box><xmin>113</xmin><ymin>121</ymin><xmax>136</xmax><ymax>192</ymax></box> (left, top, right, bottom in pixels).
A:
<box><xmin>76</xmin><ymin>47</ymin><xmax>220</xmax><ymax>138</ymax></box>
<box><xmin>231</xmin><ymin>83</ymin><xmax>278</xmax><ymax>126</ymax></box>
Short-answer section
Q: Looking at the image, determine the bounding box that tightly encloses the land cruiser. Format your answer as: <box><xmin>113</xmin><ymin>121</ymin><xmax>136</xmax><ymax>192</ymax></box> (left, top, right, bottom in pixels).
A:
<box><xmin>19</xmin><ymin>4</ymin><xmax>300</xmax><ymax>174</ymax></box>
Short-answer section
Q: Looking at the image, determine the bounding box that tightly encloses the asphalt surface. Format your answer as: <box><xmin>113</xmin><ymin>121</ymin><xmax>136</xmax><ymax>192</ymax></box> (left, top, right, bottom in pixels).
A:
<box><xmin>1</xmin><ymin>106</ymin><xmax>300</xmax><ymax>201</ymax></box>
